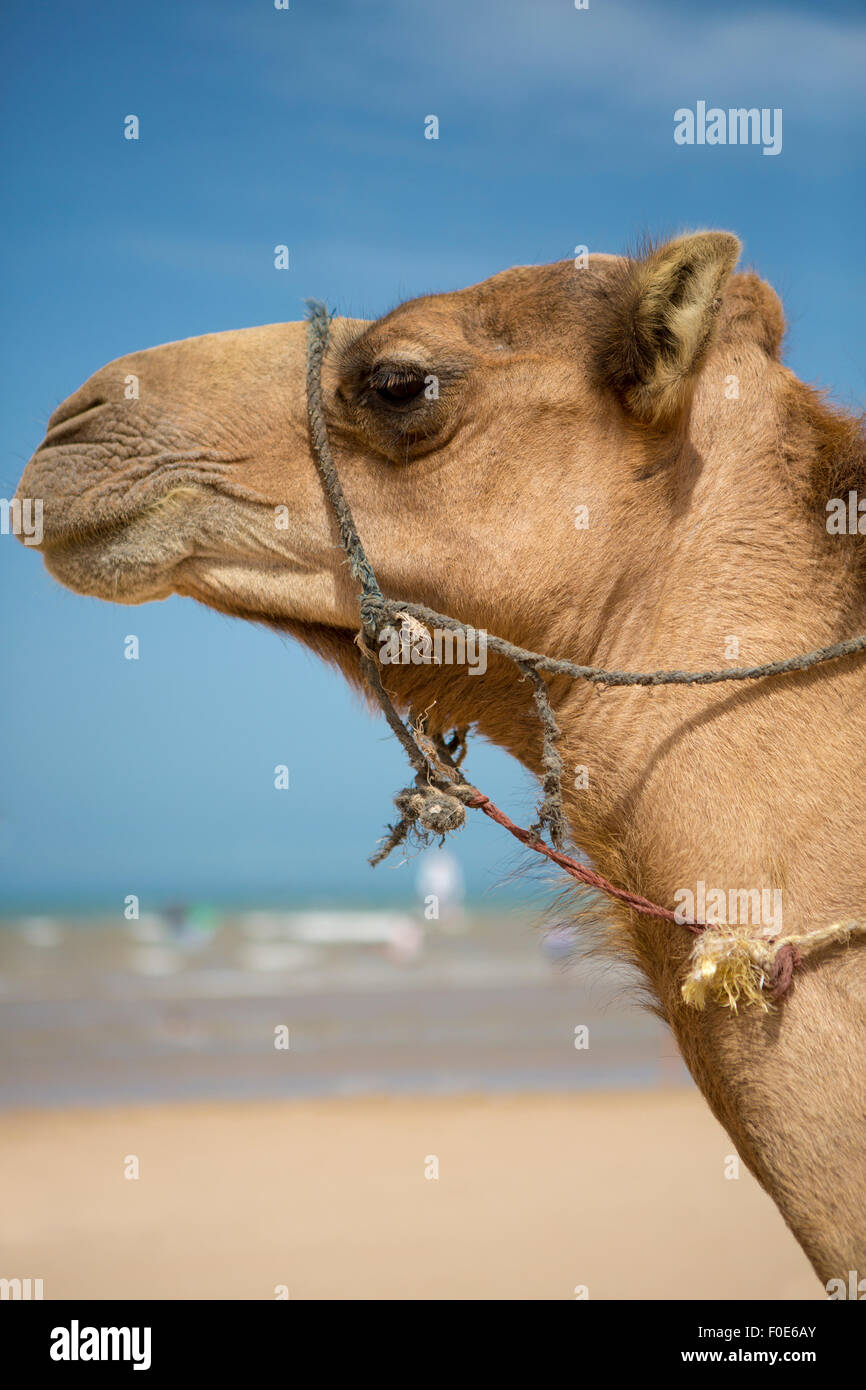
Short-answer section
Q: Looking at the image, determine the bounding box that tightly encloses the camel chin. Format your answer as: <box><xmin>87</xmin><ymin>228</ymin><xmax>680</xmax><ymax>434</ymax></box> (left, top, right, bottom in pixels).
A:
<box><xmin>40</xmin><ymin>519</ymin><xmax>188</xmax><ymax>605</ymax></box>
<box><xmin>27</xmin><ymin>455</ymin><xmax>337</xmax><ymax>620</ymax></box>
<box><xmin>39</xmin><ymin>507</ymin><xmax>353</xmax><ymax>628</ymax></box>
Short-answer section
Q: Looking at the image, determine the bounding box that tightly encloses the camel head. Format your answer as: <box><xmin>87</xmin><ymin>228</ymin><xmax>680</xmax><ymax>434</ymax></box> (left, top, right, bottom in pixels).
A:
<box><xmin>19</xmin><ymin>232</ymin><xmax>777</xmax><ymax>710</ymax></box>
<box><xmin>17</xmin><ymin>234</ymin><xmax>866</xmax><ymax>1285</ymax></box>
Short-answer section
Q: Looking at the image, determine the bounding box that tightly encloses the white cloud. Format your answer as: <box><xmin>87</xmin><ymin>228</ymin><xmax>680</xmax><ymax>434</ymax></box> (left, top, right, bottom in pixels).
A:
<box><xmin>201</xmin><ymin>0</ymin><xmax>866</xmax><ymax>119</ymax></box>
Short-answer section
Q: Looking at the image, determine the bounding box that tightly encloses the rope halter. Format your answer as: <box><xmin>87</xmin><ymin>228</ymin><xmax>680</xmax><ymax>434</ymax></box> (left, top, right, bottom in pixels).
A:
<box><xmin>304</xmin><ymin>301</ymin><xmax>866</xmax><ymax>1011</ymax></box>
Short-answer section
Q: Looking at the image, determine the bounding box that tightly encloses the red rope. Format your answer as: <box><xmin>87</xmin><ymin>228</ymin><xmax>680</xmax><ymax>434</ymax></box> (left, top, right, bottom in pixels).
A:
<box><xmin>464</xmin><ymin>792</ymin><xmax>703</xmax><ymax>934</ymax></box>
<box><xmin>463</xmin><ymin>792</ymin><xmax>814</xmax><ymax>1002</ymax></box>
<box><xmin>768</xmin><ymin>942</ymin><xmax>801</xmax><ymax>998</ymax></box>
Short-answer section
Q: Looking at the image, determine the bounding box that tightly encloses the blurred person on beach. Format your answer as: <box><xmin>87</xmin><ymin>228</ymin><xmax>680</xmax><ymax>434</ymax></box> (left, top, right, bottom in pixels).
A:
<box><xmin>417</xmin><ymin>849</ymin><xmax>465</xmax><ymax>934</ymax></box>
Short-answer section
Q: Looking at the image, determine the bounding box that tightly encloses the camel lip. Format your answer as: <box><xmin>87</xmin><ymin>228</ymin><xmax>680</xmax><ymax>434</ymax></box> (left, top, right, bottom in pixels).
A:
<box><xmin>27</xmin><ymin>498</ymin><xmax>164</xmax><ymax>554</ymax></box>
<box><xmin>17</xmin><ymin>468</ymin><xmax>213</xmax><ymax>552</ymax></box>
<box><xmin>35</xmin><ymin>516</ymin><xmax>142</xmax><ymax>555</ymax></box>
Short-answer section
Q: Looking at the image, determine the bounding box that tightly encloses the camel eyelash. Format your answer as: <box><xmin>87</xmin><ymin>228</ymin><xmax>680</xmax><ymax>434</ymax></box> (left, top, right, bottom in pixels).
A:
<box><xmin>362</xmin><ymin>361</ymin><xmax>432</xmax><ymax>409</ymax></box>
<box><xmin>368</xmin><ymin>362</ymin><xmax>428</xmax><ymax>389</ymax></box>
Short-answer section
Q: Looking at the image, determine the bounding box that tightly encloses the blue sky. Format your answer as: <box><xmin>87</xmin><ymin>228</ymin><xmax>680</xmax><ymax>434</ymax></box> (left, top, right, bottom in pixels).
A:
<box><xmin>1</xmin><ymin>0</ymin><xmax>864</xmax><ymax>912</ymax></box>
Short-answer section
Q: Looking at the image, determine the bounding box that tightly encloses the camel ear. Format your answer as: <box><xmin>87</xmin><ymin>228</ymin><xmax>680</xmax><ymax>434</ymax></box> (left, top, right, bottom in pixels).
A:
<box><xmin>596</xmin><ymin>232</ymin><xmax>741</xmax><ymax>428</ymax></box>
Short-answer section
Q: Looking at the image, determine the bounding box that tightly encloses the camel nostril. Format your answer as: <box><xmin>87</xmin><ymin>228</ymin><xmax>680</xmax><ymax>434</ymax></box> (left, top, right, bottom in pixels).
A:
<box><xmin>41</xmin><ymin>398</ymin><xmax>108</xmax><ymax>443</ymax></box>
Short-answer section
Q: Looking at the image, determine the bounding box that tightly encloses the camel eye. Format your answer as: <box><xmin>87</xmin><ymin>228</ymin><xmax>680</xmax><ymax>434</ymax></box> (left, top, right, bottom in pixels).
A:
<box><xmin>369</xmin><ymin>364</ymin><xmax>428</xmax><ymax>405</ymax></box>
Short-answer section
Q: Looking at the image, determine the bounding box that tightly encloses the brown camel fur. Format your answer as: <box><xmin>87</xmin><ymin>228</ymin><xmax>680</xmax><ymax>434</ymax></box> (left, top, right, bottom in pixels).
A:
<box><xmin>16</xmin><ymin>232</ymin><xmax>866</xmax><ymax>1289</ymax></box>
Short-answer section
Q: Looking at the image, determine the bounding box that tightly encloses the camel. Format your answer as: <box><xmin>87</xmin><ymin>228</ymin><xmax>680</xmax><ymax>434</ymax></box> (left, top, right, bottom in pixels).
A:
<box><xmin>16</xmin><ymin>231</ymin><xmax>866</xmax><ymax>1291</ymax></box>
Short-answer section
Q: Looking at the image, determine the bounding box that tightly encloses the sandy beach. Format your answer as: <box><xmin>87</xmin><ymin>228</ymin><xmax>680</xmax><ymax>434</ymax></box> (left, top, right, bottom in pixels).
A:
<box><xmin>0</xmin><ymin>1089</ymin><xmax>820</xmax><ymax>1300</ymax></box>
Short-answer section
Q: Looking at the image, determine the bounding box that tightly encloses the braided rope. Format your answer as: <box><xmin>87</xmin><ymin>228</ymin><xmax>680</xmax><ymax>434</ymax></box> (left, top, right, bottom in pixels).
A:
<box><xmin>373</xmin><ymin>597</ymin><xmax>866</xmax><ymax>690</ymax></box>
<box><xmin>304</xmin><ymin>302</ymin><xmax>866</xmax><ymax>1008</ymax></box>
<box><xmin>305</xmin><ymin>301</ymin><xmax>385</xmax><ymax>634</ymax></box>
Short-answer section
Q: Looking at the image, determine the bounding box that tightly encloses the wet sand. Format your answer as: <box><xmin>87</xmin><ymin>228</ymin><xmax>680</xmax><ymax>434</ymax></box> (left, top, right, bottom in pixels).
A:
<box><xmin>0</xmin><ymin>913</ymin><xmax>688</xmax><ymax>1105</ymax></box>
<box><xmin>0</xmin><ymin>1089</ymin><xmax>820</xmax><ymax>1300</ymax></box>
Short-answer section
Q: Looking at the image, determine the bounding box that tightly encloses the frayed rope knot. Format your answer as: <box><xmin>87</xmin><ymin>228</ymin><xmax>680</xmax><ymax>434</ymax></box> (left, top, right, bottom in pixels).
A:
<box><xmin>368</xmin><ymin>779</ymin><xmax>470</xmax><ymax>867</ymax></box>
<box><xmin>681</xmin><ymin>920</ymin><xmax>865</xmax><ymax>1012</ymax></box>
<box><xmin>395</xmin><ymin>787</ymin><xmax>466</xmax><ymax>835</ymax></box>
